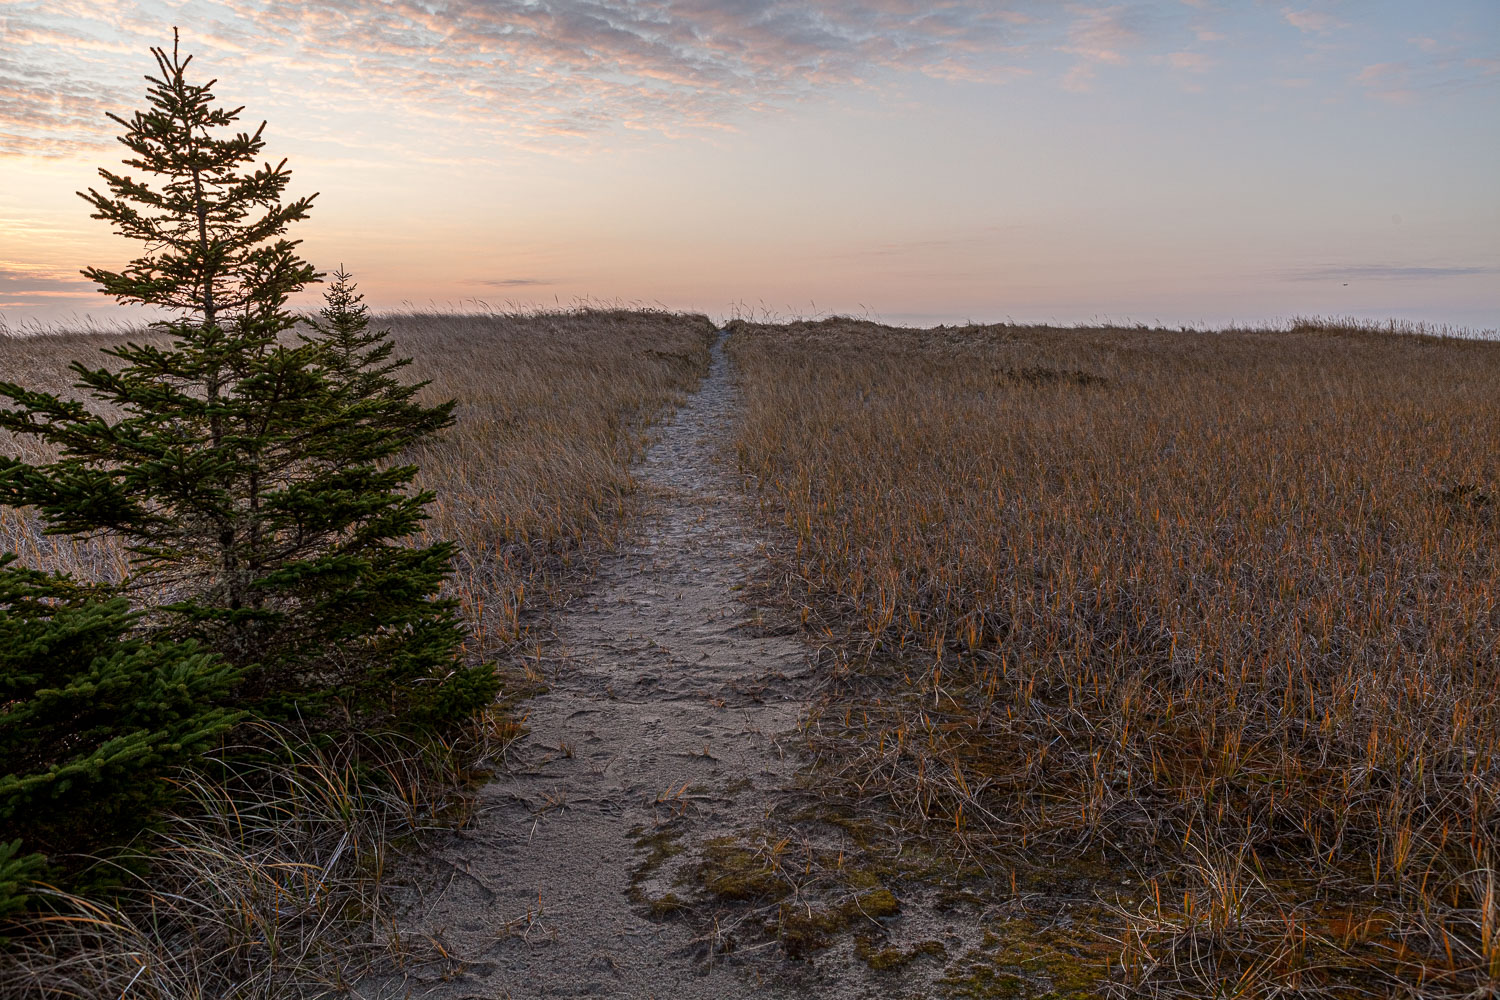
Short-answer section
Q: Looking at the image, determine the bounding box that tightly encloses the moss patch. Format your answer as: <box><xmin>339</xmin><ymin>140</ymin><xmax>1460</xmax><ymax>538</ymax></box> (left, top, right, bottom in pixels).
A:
<box><xmin>646</xmin><ymin>892</ymin><xmax>688</xmax><ymax>918</ymax></box>
<box><xmin>939</xmin><ymin>960</ymin><xmax>1025</xmax><ymax>998</ymax></box>
<box><xmin>937</xmin><ymin>914</ymin><xmax>1114</xmax><ymax>998</ymax></box>
<box><xmin>774</xmin><ymin>885</ymin><xmax>904</xmax><ymax>958</ymax></box>
<box><xmin>856</xmin><ymin>935</ymin><xmax>947</xmax><ymax>970</ymax></box>
<box><xmin>681</xmin><ymin>829</ymin><xmax>918</xmax><ymax>961</ymax></box>
<box><xmin>627</xmin><ymin>823</ymin><xmax>686</xmax><ymax>911</ymax></box>
<box><xmin>695</xmin><ymin>836</ymin><xmax>792</xmax><ymax>902</ymax></box>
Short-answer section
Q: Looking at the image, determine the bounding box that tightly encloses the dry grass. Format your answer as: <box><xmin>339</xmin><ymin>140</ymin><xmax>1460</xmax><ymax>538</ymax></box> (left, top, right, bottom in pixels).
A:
<box><xmin>0</xmin><ymin>308</ymin><xmax>714</xmax><ymax>650</ymax></box>
<box><xmin>0</xmin><ymin>307</ymin><xmax>715</xmax><ymax>998</ymax></box>
<box><xmin>0</xmin><ymin>722</ymin><xmax>493</xmax><ymax>999</ymax></box>
<box><xmin>728</xmin><ymin>316</ymin><xmax>1500</xmax><ymax>997</ymax></box>
<box><xmin>388</xmin><ymin>309</ymin><xmax>714</xmax><ymax>654</ymax></box>
<box><xmin>0</xmin><ymin>328</ymin><xmax>154</xmax><ymax>583</ymax></box>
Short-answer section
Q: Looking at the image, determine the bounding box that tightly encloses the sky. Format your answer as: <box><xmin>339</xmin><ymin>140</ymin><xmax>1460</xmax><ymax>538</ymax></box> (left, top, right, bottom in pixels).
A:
<box><xmin>1</xmin><ymin>0</ymin><xmax>1497</xmax><ymax>331</ymax></box>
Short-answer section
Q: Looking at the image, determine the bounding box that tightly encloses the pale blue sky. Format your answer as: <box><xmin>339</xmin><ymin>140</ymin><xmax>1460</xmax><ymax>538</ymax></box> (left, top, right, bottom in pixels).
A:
<box><xmin>2</xmin><ymin>0</ymin><xmax>1496</xmax><ymax>330</ymax></box>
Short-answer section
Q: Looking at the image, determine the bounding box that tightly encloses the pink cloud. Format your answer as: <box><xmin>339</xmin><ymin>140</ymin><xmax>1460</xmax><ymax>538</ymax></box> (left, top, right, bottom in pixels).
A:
<box><xmin>1352</xmin><ymin>53</ymin><xmax>1499</xmax><ymax>105</ymax></box>
<box><xmin>1062</xmin><ymin>63</ymin><xmax>1097</xmax><ymax>92</ymax></box>
<box><xmin>1282</xmin><ymin>8</ymin><xmax>1346</xmax><ymax>34</ymax></box>
<box><xmin>1059</xmin><ymin>5</ymin><xmax>1144</xmax><ymax>66</ymax></box>
<box><xmin>1168</xmin><ymin>51</ymin><xmax>1213</xmax><ymax>73</ymax></box>
<box><xmin>1354</xmin><ymin>62</ymin><xmax>1416</xmax><ymax>104</ymax></box>
<box><xmin>1056</xmin><ymin>4</ymin><xmax>1156</xmax><ymax>92</ymax></box>
<box><xmin>3</xmin><ymin>0</ymin><xmax>1053</xmax><ymax>156</ymax></box>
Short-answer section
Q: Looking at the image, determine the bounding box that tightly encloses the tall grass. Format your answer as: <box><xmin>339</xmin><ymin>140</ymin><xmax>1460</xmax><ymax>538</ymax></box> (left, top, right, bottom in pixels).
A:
<box><xmin>0</xmin><ymin>723</ymin><xmax>484</xmax><ymax>999</ymax></box>
<box><xmin>729</xmin><ymin>317</ymin><xmax>1500</xmax><ymax>997</ymax></box>
<box><xmin>390</xmin><ymin>310</ymin><xmax>714</xmax><ymax>654</ymax></box>
<box><xmin>0</xmin><ymin>308</ymin><xmax>715</xmax><ymax>998</ymax></box>
<box><xmin>0</xmin><ymin>309</ymin><xmax>715</xmax><ymax>651</ymax></box>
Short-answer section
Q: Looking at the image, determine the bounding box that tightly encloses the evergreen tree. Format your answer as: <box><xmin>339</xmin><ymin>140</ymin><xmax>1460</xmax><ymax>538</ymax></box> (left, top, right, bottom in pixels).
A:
<box><xmin>0</xmin><ymin>555</ymin><xmax>238</xmax><ymax>913</ymax></box>
<box><xmin>303</xmin><ymin>267</ymin><xmax>455</xmax><ymax>452</ymax></box>
<box><xmin>0</xmin><ymin>841</ymin><xmax>43</xmax><ymax>921</ymax></box>
<box><xmin>0</xmin><ymin>34</ymin><xmax>495</xmax><ymax>731</ymax></box>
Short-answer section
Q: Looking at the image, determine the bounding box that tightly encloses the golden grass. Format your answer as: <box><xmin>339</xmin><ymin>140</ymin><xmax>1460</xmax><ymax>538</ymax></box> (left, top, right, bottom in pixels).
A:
<box><xmin>0</xmin><ymin>308</ymin><xmax>715</xmax><ymax>651</ymax></box>
<box><xmin>728</xmin><ymin>316</ymin><xmax>1500</xmax><ymax>997</ymax></box>
<box><xmin>386</xmin><ymin>309</ymin><xmax>714</xmax><ymax>656</ymax></box>
<box><xmin>0</xmin><ymin>307</ymin><xmax>715</xmax><ymax>998</ymax></box>
<box><xmin>1</xmin><ymin>722</ymin><xmax>484</xmax><ymax>1000</ymax></box>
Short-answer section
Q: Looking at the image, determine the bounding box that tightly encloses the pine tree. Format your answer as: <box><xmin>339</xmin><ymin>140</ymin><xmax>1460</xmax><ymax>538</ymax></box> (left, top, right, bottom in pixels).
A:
<box><xmin>287</xmin><ymin>268</ymin><xmax>496</xmax><ymax>728</ymax></box>
<box><xmin>303</xmin><ymin>267</ymin><xmax>455</xmax><ymax>453</ymax></box>
<box><xmin>0</xmin><ymin>555</ymin><xmax>238</xmax><ymax>912</ymax></box>
<box><xmin>0</xmin><ymin>34</ymin><xmax>495</xmax><ymax>731</ymax></box>
<box><xmin>0</xmin><ymin>840</ymin><xmax>43</xmax><ymax>921</ymax></box>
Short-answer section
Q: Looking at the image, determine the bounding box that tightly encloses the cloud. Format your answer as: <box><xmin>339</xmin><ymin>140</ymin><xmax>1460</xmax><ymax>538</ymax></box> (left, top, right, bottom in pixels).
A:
<box><xmin>34</xmin><ymin>1</ymin><xmax>1484</xmax><ymax>153</ymax></box>
<box><xmin>0</xmin><ymin>67</ymin><xmax>127</xmax><ymax>158</ymax></box>
<box><xmin>1056</xmin><ymin>4</ymin><xmax>1158</xmax><ymax>90</ymax></box>
<box><xmin>920</xmin><ymin>59</ymin><xmax>1032</xmax><ymax>85</ymax></box>
<box><xmin>1353</xmin><ymin>54</ymin><xmax>1499</xmax><ymax>105</ymax></box>
<box><xmin>0</xmin><ymin>264</ymin><xmax>99</xmax><ymax>314</ymax></box>
<box><xmin>1060</xmin><ymin>63</ymin><xmax>1095</xmax><ymax>91</ymax></box>
<box><xmin>1286</xmin><ymin>264</ymin><xmax>1500</xmax><ymax>282</ymax></box>
<box><xmin>1354</xmin><ymin>61</ymin><xmax>1413</xmax><ymax>102</ymax></box>
<box><xmin>1281</xmin><ymin>8</ymin><xmax>1346</xmax><ymax>34</ymax></box>
<box><xmin>1060</xmin><ymin>5</ymin><xmax>1148</xmax><ymax>66</ymax></box>
<box><xmin>468</xmin><ymin>277</ymin><xmax>559</xmax><ymax>287</ymax></box>
<box><xmin>1</xmin><ymin>0</ymin><xmax>1053</xmax><ymax>155</ymax></box>
<box><xmin>1168</xmin><ymin>51</ymin><xmax>1213</xmax><ymax>73</ymax></box>
<box><xmin>0</xmin><ymin>264</ymin><xmax>95</xmax><ymax>292</ymax></box>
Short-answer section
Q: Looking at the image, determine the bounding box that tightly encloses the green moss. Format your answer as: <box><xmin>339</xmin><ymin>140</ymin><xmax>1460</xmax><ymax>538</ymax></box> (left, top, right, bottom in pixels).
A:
<box><xmin>851</xmin><ymin>887</ymin><xmax>900</xmax><ymax>919</ymax></box>
<box><xmin>695</xmin><ymin>836</ymin><xmax>790</xmax><ymax>902</ymax></box>
<box><xmin>856</xmin><ymin>935</ymin><xmax>947</xmax><ymax>970</ymax></box>
<box><xmin>631</xmin><ymin>825</ymin><xmax>685</xmax><ymax>874</ymax></box>
<box><xmin>647</xmin><ymin>892</ymin><xmax>687</xmax><ymax>918</ymax></box>
<box><xmin>773</xmin><ymin>885</ymin><xmax>904</xmax><ymax>959</ymax></box>
<box><xmin>939</xmin><ymin>961</ymin><xmax>1024</xmax><ymax>998</ymax></box>
<box><xmin>627</xmin><ymin>823</ymin><xmax>686</xmax><ymax>911</ymax></box>
<box><xmin>941</xmin><ymin>917</ymin><xmax>1112</xmax><ymax>998</ymax></box>
<box><xmin>777</xmin><ymin>904</ymin><xmax>846</xmax><ymax>957</ymax></box>
<box><xmin>680</xmin><ymin>828</ymin><xmax>919</xmax><ymax>960</ymax></box>
<box><xmin>993</xmin><ymin>918</ymin><xmax>1109</xmax><ymax>973</ymax></box>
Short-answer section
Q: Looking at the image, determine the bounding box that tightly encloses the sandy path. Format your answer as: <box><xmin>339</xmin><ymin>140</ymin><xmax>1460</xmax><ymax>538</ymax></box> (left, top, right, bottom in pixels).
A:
<box><xmin>362</xmin><ymin>334</ymin><xmax>826</xmax><ymax>999</ymax></box>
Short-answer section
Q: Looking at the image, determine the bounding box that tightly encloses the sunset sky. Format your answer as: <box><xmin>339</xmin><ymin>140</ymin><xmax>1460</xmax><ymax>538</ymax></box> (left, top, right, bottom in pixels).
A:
<box><xmin>2</xmin><ymin>0</ymin><xmax>1497</xmax><ymax>331</ymax></box>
